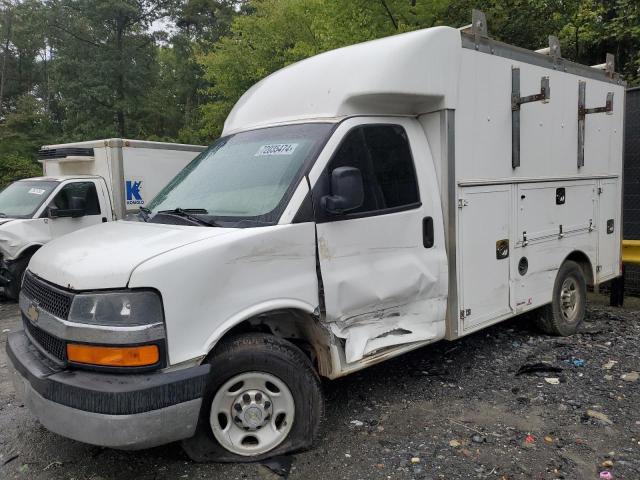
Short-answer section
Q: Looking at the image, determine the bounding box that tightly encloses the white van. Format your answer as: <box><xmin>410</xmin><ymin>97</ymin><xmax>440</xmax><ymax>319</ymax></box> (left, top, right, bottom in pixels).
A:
<box><xmin>7</xmin><ymin>12</ymin><xmax>623</xmax><ymax>462</ymax></box>
<box><xmin>0</xmin><ymin>139</ymin><xmax>205</xmax><ymax>299</ymax></box>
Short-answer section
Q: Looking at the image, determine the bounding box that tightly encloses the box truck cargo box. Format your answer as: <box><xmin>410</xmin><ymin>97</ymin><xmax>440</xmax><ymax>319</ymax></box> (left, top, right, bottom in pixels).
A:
<box><xmin>7</xmin><ymin>11</ymin><xmax>625</xmax><ymax>462</ymax></box>
<box><xmin>0</xmin><ymin>139</ymin><xmax>205</xmax><ymax>299</ymax></box>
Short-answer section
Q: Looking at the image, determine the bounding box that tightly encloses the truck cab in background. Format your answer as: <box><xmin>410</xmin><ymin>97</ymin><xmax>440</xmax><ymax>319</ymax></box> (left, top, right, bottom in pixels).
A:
<box><xmin>0</xmin><ymin>139</ymin><xmax>205</xmax><ymax>299</ymax></box>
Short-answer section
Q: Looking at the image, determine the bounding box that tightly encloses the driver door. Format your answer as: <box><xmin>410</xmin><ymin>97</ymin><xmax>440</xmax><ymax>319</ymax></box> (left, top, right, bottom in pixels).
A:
<box><xmin>47</xmin><ymin>181</ymin><xmax>106</xmax><ymax>239</ymax></box>
<box><xmin>311</xmin><ymin>118</ymin><xmax>448</xmax><ymax>364</ymax></box>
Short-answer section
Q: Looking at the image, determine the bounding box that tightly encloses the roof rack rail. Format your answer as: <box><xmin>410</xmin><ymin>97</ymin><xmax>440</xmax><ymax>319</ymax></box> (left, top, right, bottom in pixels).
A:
<box><xmin>591</xmin><ymin>53</ymin><xmax>616</xmax><ymax>78</ymax></box>
<box><xmin>534</xmin><ymin>36</ymin><xmax>561</xmax><ymax>60</ymax></box>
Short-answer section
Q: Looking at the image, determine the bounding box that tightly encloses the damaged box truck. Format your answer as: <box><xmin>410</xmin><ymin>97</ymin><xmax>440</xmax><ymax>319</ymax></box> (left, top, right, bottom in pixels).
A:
<box><xmin>7</xmin><ymin>11</ymin><xmax>624</xmax><ymax>462</ymax></box>
<box><xmin>0</xmin><ymin>139</ymin><xmax>205</xmax><ymax>299</ymax></box>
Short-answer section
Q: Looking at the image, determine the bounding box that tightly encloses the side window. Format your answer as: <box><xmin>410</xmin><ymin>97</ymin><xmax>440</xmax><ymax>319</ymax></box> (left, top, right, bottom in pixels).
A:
<box><xmin>49</xmin><ymin>182</ymin><xmax>101</xmax><ymax>215</ymax></box>
<box><xmin>326</xmin><ymin>124</ymin><xmax>420</xmax><ymax>215</ymax></box>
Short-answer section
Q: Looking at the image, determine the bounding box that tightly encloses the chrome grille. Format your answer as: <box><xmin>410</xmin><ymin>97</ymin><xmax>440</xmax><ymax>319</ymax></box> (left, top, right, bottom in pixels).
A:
<box><xmin>22</xmin><ymin>271</ymin><xmax>73</xmax><ymax>320</ymax></box>
<box><xmin>23</xmin><ymin>316</ymin><xmax>67</xmax><ymax>362</ymax></box>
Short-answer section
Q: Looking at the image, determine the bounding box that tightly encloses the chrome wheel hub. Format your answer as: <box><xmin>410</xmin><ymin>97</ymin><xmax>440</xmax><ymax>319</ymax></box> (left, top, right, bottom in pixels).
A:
<box><xmin>232</xmin><ymin>389</ymin><xmax>273</xmax><ymax>430</ymax></box>
<box><xmin>210</xmin><ymin>372</ymin><xmax>295</xmax><ymax>456</ymax></box>
<box><xmin>560</xmin><ymin>277</ymin><xmax>579</xmax><ymax>322</ymax></box>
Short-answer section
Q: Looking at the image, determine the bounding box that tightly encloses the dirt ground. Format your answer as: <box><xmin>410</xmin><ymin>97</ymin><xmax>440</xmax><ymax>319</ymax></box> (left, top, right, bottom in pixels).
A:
<box><xmin>0</xmin><ymin>294</ymin><xmax>639</xmax><ymax>480</ymax></box>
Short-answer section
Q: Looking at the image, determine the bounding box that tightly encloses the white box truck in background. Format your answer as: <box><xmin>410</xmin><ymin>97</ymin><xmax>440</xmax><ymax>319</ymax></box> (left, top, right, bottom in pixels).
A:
<box><xmin>7</xmin><ymin>11</ymin><xmax>624</xmax><ymax>462</ymax></box>
<box><xmin>0</xmin><ymin>139</ymin><xmax>205</xmax><ymax>299</ymax></box>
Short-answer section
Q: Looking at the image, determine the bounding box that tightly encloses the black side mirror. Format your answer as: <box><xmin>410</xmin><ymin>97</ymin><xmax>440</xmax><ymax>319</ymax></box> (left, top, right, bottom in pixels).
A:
<box><xmin>321</xmin><ymin>167</ymin><xmax>364</xmax><ymax>215</ymax></box>
<box><xmin>48</xmin><ymin>197</ymin><xmax>87</xmax><ymax>218</ymax></box>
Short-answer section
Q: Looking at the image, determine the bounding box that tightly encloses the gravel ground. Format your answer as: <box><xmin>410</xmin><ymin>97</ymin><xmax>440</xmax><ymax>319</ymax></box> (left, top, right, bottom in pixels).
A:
<box><xmin>0</xmin><ymin>294</ymin><xmax>639</xmax><ymax>480</ymax></box>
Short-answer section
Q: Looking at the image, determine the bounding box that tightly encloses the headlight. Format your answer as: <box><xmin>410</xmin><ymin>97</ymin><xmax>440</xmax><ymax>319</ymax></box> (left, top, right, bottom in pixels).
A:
<box><xmin>68</xmin><ymin>291</ymin><xmax>163</xmax><ymax>326</ymax></box>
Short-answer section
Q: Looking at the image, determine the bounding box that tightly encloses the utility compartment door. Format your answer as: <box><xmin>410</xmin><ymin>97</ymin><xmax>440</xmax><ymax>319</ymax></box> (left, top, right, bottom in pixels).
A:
<box><xmin>458</xmin><ymin>185</ymin><xmax>512</xmax><ymax>330</ymax></box>
<box><xmin>597</xmin><ymin>179</ymin><xmax>621</xmax><ymax>281</ymax></box>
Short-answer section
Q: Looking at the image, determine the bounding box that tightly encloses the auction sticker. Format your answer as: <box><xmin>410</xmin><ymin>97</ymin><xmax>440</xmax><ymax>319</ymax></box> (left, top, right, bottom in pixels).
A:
<box><xmin>255</xmin><ymin>143</ymin><xmax>298</xmax><ymax>156</ymax></box>
<box><xmin>28</xmin><ymin>188</ymin><xmax>46</xmax><ymax>195</ymax></box>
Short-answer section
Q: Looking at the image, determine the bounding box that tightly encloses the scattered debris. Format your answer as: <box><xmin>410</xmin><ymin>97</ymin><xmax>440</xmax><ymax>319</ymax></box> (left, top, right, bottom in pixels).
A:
<box><xmin>599</xmin><ymin>471</ymin><xmax>613</xmax><ymax>480</ymax></box>
<box><xmin>586</xmin><ymin>409</ymin><xmax>613</xmax><ymax>425</ymax></box>
<box><xmin>449</xmin><ymin>439</ymin><xmax>462</xmax><ymax>448</ymax></box>
<box><xmin>524</xmin><ymin>434</ymin><xmax>536</xmax><ymax>444</ymax></box>
<box><xmin>571</xmin><ymin>358</ymin><xmax>585</xmax><ymax>367</ymax></box>
<box><xmin>620</xmin><ymin>372</ymin><xmax>639</xmax><ymax>382</ymax></box>
<box><xmin>410</xmin><ymin>457</ymin><xmax>420</xmax><ymax>464</ymax></box>
<box><xmin>603</xmin><ymin>360</ymin><xmax>618</xmax><ymax>370</ymax></box>
<box><xmin>2</xmin><ymin>453</ymin><xmax>19</xmax><ymax>465</ymax></box>
<box><xmin>544</xmin><ymin>377</ymin><xmax>560</xmax><ymax>385</ymax></box>
<box><xmin>44</xmin><ymin>461</ymin><xmax>63</xmax><ymax>471</ymax></box>
<box><xmin>349</xmin><ymin>420</ymin><xmax>364</xmax><ymax>427</ymax></box>
<box><xmin>259</xmin><ymin>455</ymin><xmax>293</xmax><ymax>479</ymax></box>
<box><xmin>516</xmin><ymin>362</ymin><xmax>563</xmax><ymax>376</ymax></box>
<box><xmin>544</xmin><ymin>436</ymin><xmax>553</xmax><ymax>444</ymax></box>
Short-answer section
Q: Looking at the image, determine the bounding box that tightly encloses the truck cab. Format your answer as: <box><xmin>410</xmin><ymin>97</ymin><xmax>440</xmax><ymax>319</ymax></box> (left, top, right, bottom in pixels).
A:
<box><xmin>0</xmin><ymin>176</ymin><xmax>111</xmax><ymax>299</ymax></box>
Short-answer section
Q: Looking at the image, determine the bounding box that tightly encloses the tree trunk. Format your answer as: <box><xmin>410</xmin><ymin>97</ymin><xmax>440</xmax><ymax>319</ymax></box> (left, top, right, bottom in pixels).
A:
<box><xmin>116</xmin><ymin>17</ymin><xmax>125</xmax><ymax>137</ymax></box>
<box><xmin>42</xmin><ymin>45</ymin><xmax>49</xmax><ymax>113</ymax></box>
<box><xmin>0</xmin><ymin>7</ymin><xmax>13</xmax><ymax>118</ymax></box>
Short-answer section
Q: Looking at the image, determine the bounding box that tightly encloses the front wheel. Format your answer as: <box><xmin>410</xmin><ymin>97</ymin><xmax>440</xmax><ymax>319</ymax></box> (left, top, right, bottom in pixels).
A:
<box><xmin>534</xmin><ymin>260</ymin><xmax>587</xmax><ymax>336</ymax></box>
<box><xmin>182</xmin><ymin>333</ymin><xmax>324</xmax><ymax>462</ymax></box>
<box><xmin>4</xmin><ymin>255</ymin><xmax>30</xmax><ymax>301</ymax></box>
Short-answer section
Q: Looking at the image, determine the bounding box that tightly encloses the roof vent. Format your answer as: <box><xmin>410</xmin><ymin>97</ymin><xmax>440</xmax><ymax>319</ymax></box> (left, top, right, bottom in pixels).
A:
<box><xmin>38</xmin><ymin>147</ymin><xmax>95</xmax><ymax>162</ymax></box>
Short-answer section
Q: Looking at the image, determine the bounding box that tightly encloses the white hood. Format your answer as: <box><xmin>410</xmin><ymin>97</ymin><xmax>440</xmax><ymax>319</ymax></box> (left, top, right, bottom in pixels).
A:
<box><xmin>29</xmin><ymin>221</ymin><xmax>237</xmax><ymax>290</ymax></box>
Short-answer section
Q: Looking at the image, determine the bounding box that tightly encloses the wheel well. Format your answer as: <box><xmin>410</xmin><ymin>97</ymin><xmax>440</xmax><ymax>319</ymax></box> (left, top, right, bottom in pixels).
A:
<box><xmin>210</xmin><ymin>309</ymin><xmax>334</xmax><ymax>378</ymax></box>
<box><xmin>565</xmin><ymin>251</ymin><xmax>594</xmax><ymax>286</ymax></box>
<box><xmin>18</xmin><ymin>245</ymin><xmax>41</xmax><ymax>261</ymax></box>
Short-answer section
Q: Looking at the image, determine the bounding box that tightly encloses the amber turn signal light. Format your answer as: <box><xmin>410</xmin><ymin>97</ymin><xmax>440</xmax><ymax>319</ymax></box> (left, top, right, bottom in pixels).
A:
<box><xmin>67</xmin><ymin>343</ymin><xmax>159</xmax><ymax>367</ymax></box>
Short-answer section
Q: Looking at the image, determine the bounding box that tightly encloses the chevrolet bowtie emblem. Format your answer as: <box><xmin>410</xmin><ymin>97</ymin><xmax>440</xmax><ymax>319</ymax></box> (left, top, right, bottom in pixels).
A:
<box><xmin>26</xmin><ymin>302</ymin><xmax>40</xmax><ymax>324</ymax></box>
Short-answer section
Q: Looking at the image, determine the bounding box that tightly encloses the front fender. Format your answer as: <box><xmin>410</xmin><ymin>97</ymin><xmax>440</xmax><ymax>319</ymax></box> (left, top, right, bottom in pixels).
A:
<box><xmin>128</xmin><ymin>223</ymin><xmax>320</xmax><ymax>366</ymax></box>
<box><xmin>0</xmin><ymin>219</ymin><xmax>50</xmax><ymax>261</ymax></box>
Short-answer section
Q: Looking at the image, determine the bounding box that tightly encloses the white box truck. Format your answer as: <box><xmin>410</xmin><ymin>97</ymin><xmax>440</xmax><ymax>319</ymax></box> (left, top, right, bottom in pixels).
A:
<box><xmin>7</xmin><ymin>11</ymin><xmax>624</xmax><ymax>462</ymax></box>
<box><xmin>0</xmin><ymin>139</ymin><xmax>205</xmax><ymax>299</ymax></box>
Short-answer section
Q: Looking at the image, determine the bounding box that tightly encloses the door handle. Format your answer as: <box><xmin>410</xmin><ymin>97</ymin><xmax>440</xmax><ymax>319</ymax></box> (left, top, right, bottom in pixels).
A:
<box><xmin>423</xmin><ymin>216</ymin><xmax>434</xmax><ymax>248</ymax></box>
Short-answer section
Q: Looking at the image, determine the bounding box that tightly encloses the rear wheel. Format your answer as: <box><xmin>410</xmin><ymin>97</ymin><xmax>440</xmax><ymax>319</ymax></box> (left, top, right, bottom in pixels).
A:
<box><xmin>534</xmin><ymin>260</ymin><xmax>586</xmax><ymax>336</ymax></box>
<box><xmin>182</xmin><ymin>333</ymin><xmax>323</xmax><ymax>462</ymax></box>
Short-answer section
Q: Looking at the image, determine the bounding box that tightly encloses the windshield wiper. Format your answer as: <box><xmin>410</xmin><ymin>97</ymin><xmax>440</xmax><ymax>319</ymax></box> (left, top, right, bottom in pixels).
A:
<box><xmin>157</xmin><ymin>208</ymin><xmax>220</xmax><ymax>227</ymax></box>
<box><xmin>138</xmin><ymin>207</ymin><xmax>151</xmax><ymax>222</ymax></box>
<box><xmin>0</xmin><ymin>213</ymin><xmax>6</xmax><ymax>218</ymax></box>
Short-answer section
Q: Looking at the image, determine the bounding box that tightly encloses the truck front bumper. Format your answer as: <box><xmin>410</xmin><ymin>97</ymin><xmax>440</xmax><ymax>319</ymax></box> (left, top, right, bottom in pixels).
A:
<box><xmin>7</xmin><ymin>330</ymin><xmax>210</xmax><ymax>450</ymax></box>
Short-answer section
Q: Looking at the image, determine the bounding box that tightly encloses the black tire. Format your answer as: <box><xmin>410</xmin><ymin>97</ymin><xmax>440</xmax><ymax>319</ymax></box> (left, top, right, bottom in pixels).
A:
<box><xmin>5</xmin><ymin>255</ymin><xmax>30</xmax><ymax>301</ymax></box>
<box><xmin>182</xmin><ymin>333</ymin><xmax>324</xmax><ymax>462</ymax></box>
<box><xmin>534</xmin><ymin>260</ymin><xmax>587</xmax><ymax>336</ymax></box>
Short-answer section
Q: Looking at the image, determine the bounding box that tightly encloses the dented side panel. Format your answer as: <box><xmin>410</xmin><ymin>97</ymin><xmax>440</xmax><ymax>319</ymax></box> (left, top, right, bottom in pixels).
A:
<box><xmin>314</xmin><ymin>117</ymin><xmax>448</xmax><ymax>365</ymax></box>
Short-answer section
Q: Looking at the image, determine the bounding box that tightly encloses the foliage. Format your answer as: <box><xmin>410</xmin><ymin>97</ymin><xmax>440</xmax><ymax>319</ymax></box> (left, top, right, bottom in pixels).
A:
<box><xmin>197</xmin><ymin>0</ymin><xmax>640</xmax><ymax>137</ymax></box>
<box><xmin>0</xmin><ymin>0</ymin><xmax>638</xmax><ymax>180</ymax></box>
<box><xmin>0</xmin><ymin>154</ymin><xmax>41</xmax><ymax>189</ymax></box>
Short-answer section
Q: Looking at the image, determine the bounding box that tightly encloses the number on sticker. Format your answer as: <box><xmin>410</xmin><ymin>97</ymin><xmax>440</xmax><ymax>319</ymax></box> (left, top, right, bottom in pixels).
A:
<box><xmin>255</xmin><ymin>144</ymin><xmax>298</xmax><ymax>156</ymax></box>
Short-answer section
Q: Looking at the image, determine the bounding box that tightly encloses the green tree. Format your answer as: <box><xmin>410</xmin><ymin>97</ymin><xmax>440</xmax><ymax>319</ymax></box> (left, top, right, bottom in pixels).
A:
<box><xmin>48</xmin><ymin>0</ymin><xmax>175</xmax><ymax>138</ymax></box>
<box><xmin>0</xmin><ymin>153</ymin><xmax>41</xmax><ymax>189</ymax></box>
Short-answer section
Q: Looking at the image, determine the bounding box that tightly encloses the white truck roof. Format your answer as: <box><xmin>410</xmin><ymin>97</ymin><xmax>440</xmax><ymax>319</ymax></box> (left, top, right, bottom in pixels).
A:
<box><xmin>223</xmin><ymin>24</ymin><xmax>625</xmax><ymax>137</ymax></box>
<box><xmin>40</xmin><ymin>138</ymin><xmax>206</xmax><ymax>152</ymax></box>
<box><xmin>223</xmin><ymin>26</ymin><xmax>461</xmax><ymax>135</ymax></box>
<box><xmin>19</xmin><ymin>176</ymin><xmax>102</xmax><ymax>182</ymax></box>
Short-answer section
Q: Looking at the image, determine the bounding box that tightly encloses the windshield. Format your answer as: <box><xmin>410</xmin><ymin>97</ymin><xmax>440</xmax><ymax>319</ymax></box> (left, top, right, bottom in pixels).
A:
<box><xmin>0</xmin><ymin>180</ymin><xmax>58</xmax><ymax>219</ymax></box>
<box><xmin>147</xmin><ymin>123</ymin><xmax>333</xmax><ymax>226</ymax></box>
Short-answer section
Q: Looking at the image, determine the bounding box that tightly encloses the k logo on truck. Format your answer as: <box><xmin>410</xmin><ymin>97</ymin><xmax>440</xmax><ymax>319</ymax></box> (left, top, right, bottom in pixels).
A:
<box><xmin>126</xmin><ymin>180</ymin><xmax>144</xmax><ymax>205</ymax></box>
